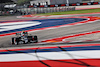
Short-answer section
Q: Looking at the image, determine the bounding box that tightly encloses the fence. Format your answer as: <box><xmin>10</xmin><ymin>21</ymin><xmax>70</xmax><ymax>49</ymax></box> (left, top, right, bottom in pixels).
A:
<box><xmin>0</xmin><ymin>6</ymin><xmax>75</xmax><ymax>16</ymax></box>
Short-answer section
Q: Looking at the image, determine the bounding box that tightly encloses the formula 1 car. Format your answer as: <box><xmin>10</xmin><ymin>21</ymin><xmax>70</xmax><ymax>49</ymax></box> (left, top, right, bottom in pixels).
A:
<box><xmin>12</xmin><ymin>31</ymin><xmax>38</xmax><ymax>45</ymax></box>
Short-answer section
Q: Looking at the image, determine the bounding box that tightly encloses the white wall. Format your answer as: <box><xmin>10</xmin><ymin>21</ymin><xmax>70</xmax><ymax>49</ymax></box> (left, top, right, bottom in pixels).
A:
<box><xmin>30</xmin><ymin>0</ymin><xmax>50</xmax><ymax>5</ymax></box>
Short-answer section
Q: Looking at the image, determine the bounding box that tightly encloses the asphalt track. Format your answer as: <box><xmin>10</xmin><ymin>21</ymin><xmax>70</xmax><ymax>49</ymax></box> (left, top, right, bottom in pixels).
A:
<box><xmin>0</xmin><ymin>13</ymin><xmax>100</xmax><ymax>48</ymax></box>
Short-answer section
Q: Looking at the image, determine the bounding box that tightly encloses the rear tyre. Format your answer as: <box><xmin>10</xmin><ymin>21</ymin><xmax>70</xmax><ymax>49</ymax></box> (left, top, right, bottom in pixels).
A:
<box><xmin>27</xmin><ymin>36</ymin><xmax>33</xmax><ymax>43</ymax></box>
<box><xmin>12</xmin><ymin>38</ymin><xmax>15</xmax><ymax>45</ymax></box>
<box><xmin>12</xmin><ymin>37</ymin><xmax>19</xmax><ymax>45</ymax></box>
<box><xmin>16</xmin><ymin>38</ymin><xmax>19</xmax><ymax>45</ymax></box>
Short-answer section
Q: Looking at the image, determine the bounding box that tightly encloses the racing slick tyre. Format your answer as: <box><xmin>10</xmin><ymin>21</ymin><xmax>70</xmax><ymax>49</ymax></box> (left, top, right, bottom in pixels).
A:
<box><xmin>34</xmin><ymin>35</ymin><xmax>38</xmax><ymax>43</ymax></box>
<box><xmin>12</xmin><ymin>37</ymin><xmax>19</xmax><ymax>45</ymax></box>
<box><xmin>27</xmin><ymin>36</ymin><xmax>33</xmax><ymax>43</ymax></box>
<box><xmin>12</xmin><ymin>38</ymin><xmax>15</xmax><ymax>45</ymax></box>
<box><xmin>16</xmin><ymin>38</ymin><xmax>19</xmax><ymax>45</ymax></box>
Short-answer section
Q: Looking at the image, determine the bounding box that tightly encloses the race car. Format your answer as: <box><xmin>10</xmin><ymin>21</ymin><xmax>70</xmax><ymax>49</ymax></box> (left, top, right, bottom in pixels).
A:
<box><xmin>12</xmin><ymin>31</ymin><xmax>38</xmax><ymax>45</ymax></box>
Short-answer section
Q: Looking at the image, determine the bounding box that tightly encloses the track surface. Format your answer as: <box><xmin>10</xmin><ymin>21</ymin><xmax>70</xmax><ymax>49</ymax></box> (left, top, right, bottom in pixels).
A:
<box><xmin>0</xmin><ymin>14</ymin><xmax>100</xmax><ymax>48</ymax></box>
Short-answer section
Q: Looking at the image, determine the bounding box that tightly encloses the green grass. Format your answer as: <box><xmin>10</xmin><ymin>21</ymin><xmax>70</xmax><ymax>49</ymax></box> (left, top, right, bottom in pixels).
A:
<box><xmin>37</xmin><ymin>8</ymin><xmax>100</xmax><ymax>15</ymax></box>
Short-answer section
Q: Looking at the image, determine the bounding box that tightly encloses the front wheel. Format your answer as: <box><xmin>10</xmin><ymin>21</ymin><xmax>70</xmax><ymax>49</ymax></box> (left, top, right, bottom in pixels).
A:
<box><xmin>34</xmin><ymin>35</ymin><xmax>38</xmax><ymax>43</ymax></box>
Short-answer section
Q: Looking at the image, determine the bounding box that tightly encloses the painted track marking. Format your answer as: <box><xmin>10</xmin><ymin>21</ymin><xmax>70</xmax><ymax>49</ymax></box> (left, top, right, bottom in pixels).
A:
<box><xmin>0</xmin><ymin>16</ymin><xmax>99</xmax><ymax>37</ymax></box>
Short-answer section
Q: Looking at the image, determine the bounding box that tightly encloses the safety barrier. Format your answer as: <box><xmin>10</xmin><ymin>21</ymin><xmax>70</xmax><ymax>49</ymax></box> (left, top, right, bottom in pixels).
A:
<box><xmin>0</xmin><ymin>6</ymin><xmax>75</xmax><ymax>16</ymax></box>
<box><xmin>19</xmin><ymin>6</ymin><xmax>75</xmax><ymax>15</ymax></box>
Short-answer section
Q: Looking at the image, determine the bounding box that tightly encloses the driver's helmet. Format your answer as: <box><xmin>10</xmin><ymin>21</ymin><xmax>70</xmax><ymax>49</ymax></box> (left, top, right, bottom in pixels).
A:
<box><xmin>21</xmin><ymin>30</ymin><xmax>25</xmax><ymax>36</ymax></box>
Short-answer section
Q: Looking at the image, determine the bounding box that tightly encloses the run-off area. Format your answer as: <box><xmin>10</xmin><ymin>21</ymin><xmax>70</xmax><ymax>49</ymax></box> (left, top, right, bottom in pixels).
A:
<box><xmin>0</xmin><ymin>18</ymin><xmax>87</xmax><ymax>35</ymax></box>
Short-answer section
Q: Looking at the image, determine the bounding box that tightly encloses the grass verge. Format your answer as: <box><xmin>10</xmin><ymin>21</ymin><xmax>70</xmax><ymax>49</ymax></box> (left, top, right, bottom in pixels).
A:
<box><xmin>37</xmin><ymin>8</ymin><xmax>100</xmax><ymax>15</ymax></box>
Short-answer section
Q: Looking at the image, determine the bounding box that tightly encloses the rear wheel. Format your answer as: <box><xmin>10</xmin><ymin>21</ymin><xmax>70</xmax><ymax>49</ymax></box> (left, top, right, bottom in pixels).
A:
<box><xmin>12</xmin><ymin>37</ymin><xmax>19</xmax><ymax>45</ymax></box>
<box><xmin>27</xmin><ymin>36</ymin><xmax>33</xmax><ymax>42</ymax></box>
<box><xmin>16</xmin><ymin>38</ymin><xmax>19</xmax><ymax>45</ymax></box>
<box><xmin>12</xmin><ymin>38</ymin><xmax>15</xmax><ymax>45</ymax></box>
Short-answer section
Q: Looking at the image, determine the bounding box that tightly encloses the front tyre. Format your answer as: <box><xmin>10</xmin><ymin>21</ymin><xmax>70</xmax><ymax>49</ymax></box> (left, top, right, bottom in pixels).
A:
<box><xmin>34</xmin><ymin>35</ymin><xmax>38</xmax><ymax>43</ymax></box>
